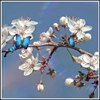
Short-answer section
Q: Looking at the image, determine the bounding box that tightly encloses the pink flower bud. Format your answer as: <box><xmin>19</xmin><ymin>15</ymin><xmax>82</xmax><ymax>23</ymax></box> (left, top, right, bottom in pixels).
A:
<box><xmin>84</xmin><ymin>33</ymin><xmax>92</xmax><ymax>41</ymax></box>
<box><xmin>53</xmin><ymin>23</ymin><xmax>60</xmax><ymax>31</ymax></box>
<box><xmin>37</xmin><ymin>82</ymin><xmax>45</xmax><ymax>92</ymax></box>
<box><xmin>59</xmin><ymin>16</ymin><xmax>66</xmax><ymax>27</ymax></box>
<box><xmin>65</xmin><ymin>78</ymin><xmax>74</xmax><ymax>86</ymax></box>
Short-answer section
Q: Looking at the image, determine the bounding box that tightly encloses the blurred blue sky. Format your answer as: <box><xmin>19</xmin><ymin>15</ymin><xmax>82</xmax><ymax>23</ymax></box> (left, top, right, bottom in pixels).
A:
<box><xmin>2</xmin><ymin>1</ymin><xmax>98</xmax><ymax>98</ymax></box>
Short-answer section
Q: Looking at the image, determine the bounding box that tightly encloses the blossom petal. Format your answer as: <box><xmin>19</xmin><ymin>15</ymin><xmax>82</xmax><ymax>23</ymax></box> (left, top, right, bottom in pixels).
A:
<box><xmin>27</xmin><ymin>21</ymin><xmax>38</xmax><ymax>26</ymax></box>
<box><xmin>82</xmin><ymin>26</ymin><xmax>92</xmax><ymax>32</ymax></box>
<box><xmin>6</xmin><ymin>36</ymin><xmax>13</xmax><ymax>42</ymax></box>
<box><xmin>34</xmin><ymin>63</ymin><xmax>42</xmax><ymax>71</ymax></box>
<box><xmin>8</xmin><ymin>29</ymin><xmax>17</xmax><ymax>35</ymax></box>
<box><xmin>67</xmin><ymin>18</ymin><xmax>76</xmax><ymax>29</ymax></box>
<box><xmin>90</xmin><ymin>65</ymin><xmax>98</xmax><ymax>71</ymax></box>
<box><xmin>35</xmin><ymin>53</ymin><xmax>39</xmax><ymax>64</ymax></box>
<box><xmin>76</xmin><ymin>32</ymin><xmax>85</xmax><ymax>40</ymax></box>
<box><xmin>18</xmin><ymin>63</ymin><xmax>28</xmax><ymax>71</ymax></box>
<box><xmin>81</xmin><ymin>62</ymin><xmax>90</xmax><ymax>68</ymax></box>
<box><xmin>1</xmin><ymin>42</ymin><xmax>6</xmax><ymax>49</ymax></box>
<box><xmin>77</xmin><ymin>19</ymin><xmax>86</xmax><ymax>28</ymax></box>
<box><xmin>24</xmin><ymin>67</ymin><xmax>33</xmax><ymax>76</ymax></box>
<box><xmin>25</xmin><ymin>26</ymin><xmax>35</xmax><ymax>34</ymax></box>
<box><xmin>69</xmin><ymin>28</ymin><xmax>77</xmax><ymax>33</ymax></box>
<box><xmin>82</xmin><ymin>54</ymin><xmax>90</xmax><ymax>63</ymax></box>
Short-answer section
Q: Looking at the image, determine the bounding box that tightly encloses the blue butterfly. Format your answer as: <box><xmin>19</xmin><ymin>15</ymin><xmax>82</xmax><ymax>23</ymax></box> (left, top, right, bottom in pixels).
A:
<box><xmin>15</xmin><ymin>34</ymin><xmax>31</xmax><ymax>49</ymax></box>
<box><xmin>69</xmin><ymin>37</ymin><xmax>75</xmax><ymax>47</ymax></box>
<box><xmin>9</xmin><ymin>45</ymin><xmax>16</xmax><ymax>53</ymax></box>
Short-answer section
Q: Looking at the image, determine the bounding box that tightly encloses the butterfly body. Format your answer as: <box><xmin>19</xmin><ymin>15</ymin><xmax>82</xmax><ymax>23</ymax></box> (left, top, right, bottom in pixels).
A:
<box><xmin>69</xmin><ymin>37</ymin><xmax>75</xmax><ymax>47</ymax></box>
<box><xmin>15</xmin><ymin>34</ymin><xmax>31</xmax><ymax>49</ymax></box>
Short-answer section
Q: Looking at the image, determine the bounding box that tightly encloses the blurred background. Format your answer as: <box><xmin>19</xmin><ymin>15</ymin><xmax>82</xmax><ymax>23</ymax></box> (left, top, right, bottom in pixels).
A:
<box><xmin>2</xmin><ymin>1</ymin><xmax>98</xmax><ymax>98</ymax></box>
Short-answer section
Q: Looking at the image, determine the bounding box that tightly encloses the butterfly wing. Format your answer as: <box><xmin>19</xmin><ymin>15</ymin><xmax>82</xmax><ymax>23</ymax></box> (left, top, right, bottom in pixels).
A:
<box><xmin>15</xmin><ymin>34</ymin><xmax>22</xmax><ymax>48</ymax></box>
<box><xmin>9</xmin><ymin>45</ymin><xmax>16</xmax><ymax>53</ymax></box>
<box><xmin>23</xmin><ymin>36</ymin><xmax>31</xmax><ymax>49</ymax></box>
<box><xmin>69</xmin><ymin>37</ymin><xmax>75</xmax><ymax>47</ymax></box>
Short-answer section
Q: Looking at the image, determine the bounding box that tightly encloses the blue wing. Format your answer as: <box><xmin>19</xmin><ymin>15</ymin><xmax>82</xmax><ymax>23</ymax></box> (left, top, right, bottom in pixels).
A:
<box><xmin>69</xmin><ymin>37</ymin><xmax>75</xmax><ymax>47</ymax></box>
<box><xmin>9</xmin><ymin>45</ymin><xmax>16</xmax><ymax>53</ymax></box>
<box><xmin>15</xmin><ymin>34</ymin><xmax>22</xmax><ymax>48</ymax></box>
<box><xmin>23</xmin><ymin>36</ymin><xmax>31</xmax><ymax>49</ymax></box>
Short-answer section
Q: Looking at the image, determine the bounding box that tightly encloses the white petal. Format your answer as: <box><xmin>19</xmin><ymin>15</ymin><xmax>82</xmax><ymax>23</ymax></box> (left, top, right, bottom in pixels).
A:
<box><xmin>76</xmin><ymin>32</ymin><xmax>85</xmax><ymax>40</ymax></box>
<box><xmin>35</xmin><ymin>53</ymin><xmax>39</xmax><ymax>64</ymax></box>
<box><xmin>8</xmin><ymin>29</ymin><xmax>17</xmax><ymax>35</ymax></box>
<box><xmin>24</xmin><ymin>67</ymin><xmax>33</xmax><ymax>76</ymax></box>
<box><xmin>77</xmin><ymin>19</ymin><xmax>86</xmax><ymax>28</ymax></box>
<box><xmin>19</xmin><ymin>54</ymin><xmax>25</xmax><ymax>63</ymax></box>
<box><xmin>2</xmin><ymin>27</ymin><xmax>8</xmax><ymax>36</ymax></box>
<box><xmin>31</xmin><ymin>55</ymin><xmax>35</xmax><ymax>61</ymax></box>
<box><xmin>18</xmin><ymin>63</ymin><xmax>28</xmax><ymax>71</ymax></box>
<box><xmin>94</xmin><ymin>64</ymin><xmax>99</xmax><ymax>69</ymax></box>
<box><xmin>27</xmin><ymin>47</ymin><xmax>33</xmax><ymax>53</ymax></box>
<box><xmin>81</xmin><ymin>62</ymin><xmax>90</xmax><ymax>68</ymax></box>
<box><xmin>90</xmin><ymin>65</ymin><xmax>98</xmax><ymax>71</ymax></box>
<box><xmin>94</xmin><ymin>52</ymin><xmax>99</xmax><ymax>56</ymax></box>
<box><xmin>47</xmin><ymin>27</ymin><xmax>53</xmax><ymax>35</ymax></box>
<box><xmin>82</xmin><ymin>26</ymin><xmax>92</xmax><ymax>32</ymax></box>
<box><xmin>82</xmin><ymin>54</ymin><xmax>91</xmax><ymax>63</ymax></box>
<box><xmin>11</xmin><ymin>19</ymin><xmax>19</xmax><ymax>25</ymax></box>
<box><xmin>6</xmin><ymin>36</ymin><xmax>13</xmax><ymax>42</ymax></box>
<box><xmin>69</xmin><ymin>28</ymin><xmax>77</xmax><ymax>33</ymax></box>
<box><xmin>25</xmin><ymin>26</ymin><xmax>35</xmax><ymax>34</ymax></box>
<box><xmin>18</xmin><ymin>20</ymin><xmax>25</xmax><ymax>27</ymax></box>
<box><xmin>26</xmin><ymin>58</ymin><xmax>33</xmax><ymax>65</ymax></box>
<box><xmin>1</xmin><ymin>42</ymin><xmax>6</xmax><ymax>49</ymax></box>
<box><xmin>34</xmin><ymin>63</ymin><xmax>42</xmax><ymax>71</ymax></box>
<box><xmin>91</xmin><ymin>56</ymin><xmax>98</xmax><ymax>65</ymax></box>
<box><xmin>67</xmin><ymin>18</ymin><xmax>76</xmax><ymax>29</ymax></box>
<box><xmin>27</xmin><ymin>21</ymin><xmax>38</xmax><ymax>26</ymax></box>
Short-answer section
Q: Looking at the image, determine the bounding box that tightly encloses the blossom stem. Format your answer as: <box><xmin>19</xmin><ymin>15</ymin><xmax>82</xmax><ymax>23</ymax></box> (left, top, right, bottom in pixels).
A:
<box><xmin>64</xmin><ymin>27</ymin><xmax>68</xmax><ymax>36</ymax></box>
<box><xmin>38</xmin><ymin>49</ymin><xmax>43</xmax><ymax>56</ymax></box>
<box><xmin>58</xmin><ymin>31</ymin><xmax>63</xmax><ymax>37</ymax></box>
<box><xmin>40</xmin><ymin>74</ymin><xmax>43</xmax><ymax>82</ymax></box>
<box><xmin>66</xmin><ymin>47</ymin><xmax>72</xmax><ymax>57</ymax></box>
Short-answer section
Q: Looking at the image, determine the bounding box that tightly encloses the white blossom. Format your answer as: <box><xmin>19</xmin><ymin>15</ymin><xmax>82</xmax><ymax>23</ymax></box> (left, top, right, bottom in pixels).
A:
<box><xmin>65</xmin><ymin>78</ymin><xmax>74</xmax><ymax>86</ymax></box>
<box><xmin>39</xmin><ymin>27</ymin><xmax>53</xmax><ymax>43</ymax></box>
<box><xmin>68</xmin><ymin>18</ymin><xmax>92</xmax><ymax>40</ymax></box>
<box><xmin>1</xmin><ymin>26</ymin><xmax>13</xmax><ymax>49</ymax></box>
<box><xmin>18</xmin><ymin>53</ymin><xmax>42</xmax><ymax>76</ymax></box>
<box><xmin>72</xmin><ymin>52</ymin><xmax>99</xmax><ymax>71</ymax></box>
<box><xmin>19</xmin><ymin>47</ymin><xmax>33</xmax><ymax>61</ymax></box>
<box><xmin>81</xmin><ymin>54</ymin><xmax>98</xmax><ymax>70</ymax></box>
<box><xmin>8</xmin><ymin>17</ymin><xmax>38</xmax><ymax>39</ymax></box>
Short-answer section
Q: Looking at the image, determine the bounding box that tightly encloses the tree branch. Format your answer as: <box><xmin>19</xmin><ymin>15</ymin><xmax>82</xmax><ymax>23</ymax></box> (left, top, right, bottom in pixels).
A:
<box><xmin>2</xmin><ymin>42</ymin><xmax>93</xmax><ymax>57</ymax></box>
